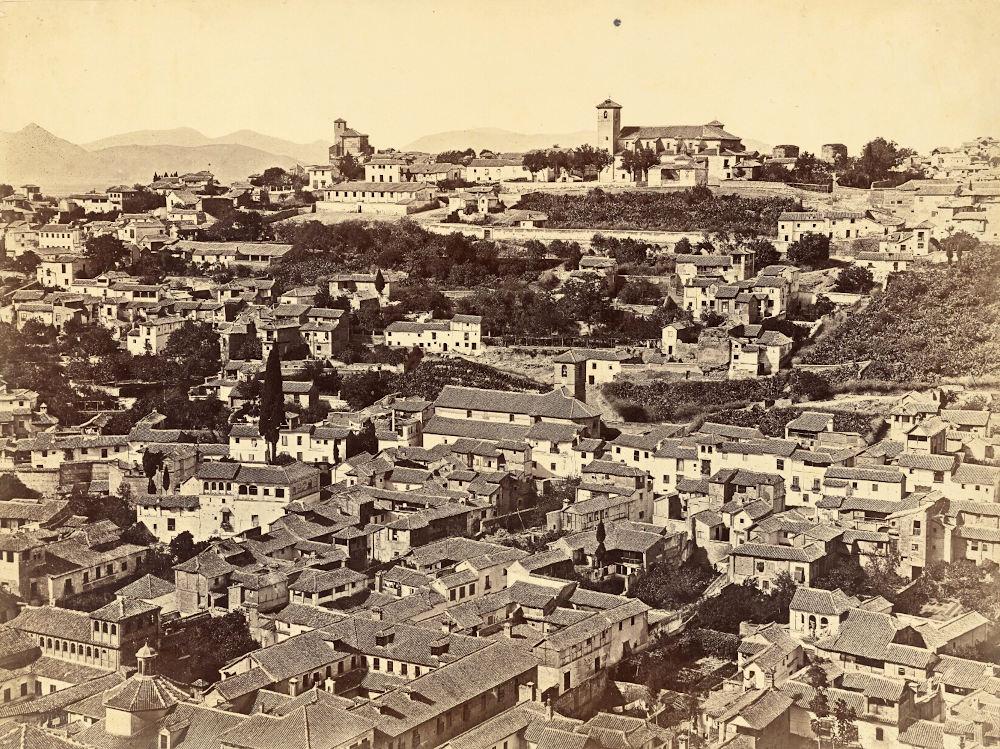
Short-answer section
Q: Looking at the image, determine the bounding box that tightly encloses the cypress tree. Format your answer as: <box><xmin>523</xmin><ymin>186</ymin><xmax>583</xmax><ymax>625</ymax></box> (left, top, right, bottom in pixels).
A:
<box><xmin>258</xmin><ymin>347</ymin><xmax>284</xmax><ymax>463</ymax></box>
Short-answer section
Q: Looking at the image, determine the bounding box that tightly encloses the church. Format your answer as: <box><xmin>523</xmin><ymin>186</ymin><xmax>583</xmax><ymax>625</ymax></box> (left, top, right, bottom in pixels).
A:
<box><xmin>595</xmin><ymin>98</ymin><xmax>759</xmax><ymax>185</ymax></box>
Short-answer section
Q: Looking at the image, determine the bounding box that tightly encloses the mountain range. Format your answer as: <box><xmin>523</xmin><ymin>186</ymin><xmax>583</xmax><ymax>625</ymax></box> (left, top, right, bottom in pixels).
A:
<box><xmin>82</xmin><ymin>127</ymin><xmax>329</xmax><ymax>164</ymax></box>
<box><xmin>0</xmin><ymin>124</ymin><xmax>305</xmax><ymax>191</ymax></box>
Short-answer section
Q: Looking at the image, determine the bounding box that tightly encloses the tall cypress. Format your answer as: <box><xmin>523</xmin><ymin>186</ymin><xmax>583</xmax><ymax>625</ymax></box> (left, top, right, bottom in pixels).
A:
<box><xmin>258</xmin><ymin>347</ymin><xmax>283</xmax><ymax>463</ymax></box>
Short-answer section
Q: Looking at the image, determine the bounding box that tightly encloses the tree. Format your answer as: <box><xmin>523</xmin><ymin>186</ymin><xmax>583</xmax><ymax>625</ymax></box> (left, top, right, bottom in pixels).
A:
<box><xmin>346</xmin><ymin>420</ymin><xmax>377</xmax><ymax>458</ymax></box>
<box><xmin>789</xmin><ymin>371</ymin><xmax>834</xmax><ymax>402</ymax></box>
<box><xmin>159</xmin><ymin>610</ymin><xmax>258</xmax><ymax>683</ymax></box>
<box><xmin>595</xmin><ymin>520</ymin><xmax>607</xmax><ymax>568</ymax></box>
<box><xmin>250</xmin><ymin>166</ymin><xmax>292</xmax><ymax>188</ymax></box>
<box><xmin>940</xmin><ymin>231</ymin><xmax>978</xmax><ymax>263</ymax></box>
<box><xmin>621</xmin><ymin>146</ymin><xmax>658</xmax><ymax>181</ymax></box>
<box><xmin>809</xmin><ymin>688</ymin><xmax>830</xmax><ymax>720</ymax></box>
<box><xmin>84</xmin><ymin>234</ymin><xmax>131</xmax><ymax>275</ymax></box>
<box><xmin>523</xmin><ymin>150</ymin><xmax>550</xmax><ymax>175</ymax></box>
<box><xmin>232</xmin><ymin>335</ymin><xmax>263</xmax><ymax>361</ymax></box>
<box><xmin>787</xmin><ymin>232</ymin><xmax>830</xmax><ymax>268</ymax></box>
<box><xmin>168</xmin><ymin>531</ymin><xmax>206</xmax><ymax>563</ymax></box>
<box><xmin>832</xmin><ymin>699</ymin><xmax>860</xmax><ymax>747</ymax></box>
<box><xmin>745</xmin><ymin>238</ymin><xmax>780</xmax><ymax>268</ymax></box>
<box><xmin>68</xmin><ymin>486</ymin><xmax>133</xmax><ymax>527</ymax></box>
<box><xmin>0</xmin><ymin>184</ymin><xmax>13</xmax><ymax>199</ymax></box>
<box><xmin>160</xmin><ymin>321</ymin><xmax>221</xmax><ymax>380</ymax></box>
<box><xmin>12</xmin><ymin>251</ymin><xmax>40</xmax><ymax>275</ymax></box>
<box><xmin>700</xmin><ymin>310</ymin><xmax>725</xmax><ymax>327</ymax></box>
<box><xmin>339</xmin><ymin>154</ymin><xmax>365</xmax><ymax>181</ymax></box>
<box><xmin>258</xmin><ymin>347</ymin><xmax>284</xmax><ymax>463</ymax></box>
<box><xmin>142</xmin><ymin>450</ymin><xmax>164</xmax><ymax>492</ymax></box>
<box><xmin>806</xmin><ymin>659</ymin><xmax>829</xmax><ymax>690</ymax></box>
<box><xmin>436</xmin><ymin>148</ymin><xmax>476</xmax><ymax>164</ymax></box>
<box><xmin>198</xmin><ymin>208</ymin><xmax>273</xmax><ymax>242</ymax></box>
<box><xmin>58</xmin><ymin>317</ymin><xmax>118</xmax><ymax>357</ymax></box>
<box><xmin>833</xmin><ymin>265</ymin><xmax>875</xmax><ymax>293</ymax></box>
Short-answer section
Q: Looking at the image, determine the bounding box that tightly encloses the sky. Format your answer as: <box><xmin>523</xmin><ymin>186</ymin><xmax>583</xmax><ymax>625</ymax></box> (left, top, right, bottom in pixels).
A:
<box><xmin>1</xmin><ymin>0</ymin><xmax>998</xmax><ymax>154</ymax></box>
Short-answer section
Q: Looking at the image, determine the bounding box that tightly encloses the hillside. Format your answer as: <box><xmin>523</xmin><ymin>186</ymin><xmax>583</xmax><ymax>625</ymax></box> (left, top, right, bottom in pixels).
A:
<box><xmin>0</xmin><ymin>124</ymin><xmax>90</xmax><ymax>182</ymax></box>
<box><xmin>799</xmin><ymin>245</ymin><xmax>1000</xmax><ymax>381</ymax></box>
<box><xmin>0</xmin><ymin>124</ymin><xmax>299</xmax><ymax>189</ymax></box>
<box><xmin>403</xmin><ymin>127</ymin><xmax>593</xmax><ymax>154</ymax></box>
<box><xmin>83</xmin><ymin>128</ymin><xmax>329</xmax><ymax>164</ymax></box>
<box><xmin>516</xmin><ymin>188</ymin><xmax>799</xmax><ymax>234</ymax></box>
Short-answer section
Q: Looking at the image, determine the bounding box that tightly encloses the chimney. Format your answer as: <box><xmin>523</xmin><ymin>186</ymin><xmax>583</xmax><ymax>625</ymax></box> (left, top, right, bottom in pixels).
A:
<box><xmin>289</xmin><ymin>677</ymin><xmax>299</xmax><ymax>696</ymax></box>
<box><xmin>430</xmin><ymin>639</ymin><xmax>449</xmax><ymax>657</ymax></box>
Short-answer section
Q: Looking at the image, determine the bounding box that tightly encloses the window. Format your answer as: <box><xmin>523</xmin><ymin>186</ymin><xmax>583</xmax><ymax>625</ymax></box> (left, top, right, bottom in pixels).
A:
<box><xmin>167</xmin><ymin>519</ymin><xmax>175</xmax><ymax>532</ymax></box>
<box><xmin>912</xmin><ymin>520</ymin><xmax>921</xmax><ymax>534</ymax></box>
<box><xmin>875</xmin><ymin>728</ymin><xmax>884</xmax><ymax>741</ymax></box>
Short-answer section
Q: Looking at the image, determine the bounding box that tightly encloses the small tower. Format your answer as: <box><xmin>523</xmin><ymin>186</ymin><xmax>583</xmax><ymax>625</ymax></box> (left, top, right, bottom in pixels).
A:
<box><xmin>553</xmin><ymin>350</ymin><xmax>587</xmax><ymax>403</ymax></box>
<box><xmin>596</xmin><ymin>98</ymin><xmax>622</xmax><ymax>155</ymax></box>
<box><xmin>136</xmin><ymin>642</ymin><xmax>157</xmax><ymax>676</ymax></box>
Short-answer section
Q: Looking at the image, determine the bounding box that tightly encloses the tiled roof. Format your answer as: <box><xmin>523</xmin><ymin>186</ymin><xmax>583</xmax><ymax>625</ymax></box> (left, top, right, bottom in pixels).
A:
<box><xmin>102</xmin><ymin>670</ymin><xmax>188</xmax><ymax>712</ymax></box>
<box><xmin>115</xmin><ymin>573</ymin><xmax>176</xmax><ymax>600</ymax></box>
<box><xmin>10</xmin><ymin>606</ymin><xmax>92</xmax><ymax>641</ymax></box>
<box><xmin>89</xmin><ymin>597</ymin><xmax>159</xmax><ymax>623</ymax></box>
<box><xmin>730</xmin><ymin>542</ymin><xmax>826</xmax><ymax>563</ymax></box>
<box><xmin>952</xmin><ymin>463</ymin><xmax>1000</xmax><ymax>485</ymax></box>
<box><xmin>219</xmin><ymin>700</ymin><xmax>375</xmax><ymax>749</ymax></box>
<box><xmin>826</xmin><ymin>465</ymin><xmax>904</xmax><ymax>483</ymax></box>
<box><xmin>786</xmin><ymin>411</ymin><xmax>833</xmax><ymax>433</ymax></box>
<box><xmin>435</xmin><ymin>385</ymin><xmax>598</xmax><ymax>420</ymax></box>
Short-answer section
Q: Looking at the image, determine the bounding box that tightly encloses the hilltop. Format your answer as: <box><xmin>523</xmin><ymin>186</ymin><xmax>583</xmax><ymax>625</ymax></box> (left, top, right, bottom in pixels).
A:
<box><xmin>0</xmin><ymin>124</ymin><xmax>299</xmax><ymax>189</ymax></box>
<box><xmin>800</xmin><ymin>244</ymin><xmax>1000</xmax><ymax>381</ymax></box>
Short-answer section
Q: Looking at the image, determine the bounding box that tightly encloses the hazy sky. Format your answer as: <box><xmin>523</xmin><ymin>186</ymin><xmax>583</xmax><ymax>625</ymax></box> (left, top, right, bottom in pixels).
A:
<box><xmin>1</xmin><ymin>0</ymin><xmax>998</xmax><ymax>153</ymax></box>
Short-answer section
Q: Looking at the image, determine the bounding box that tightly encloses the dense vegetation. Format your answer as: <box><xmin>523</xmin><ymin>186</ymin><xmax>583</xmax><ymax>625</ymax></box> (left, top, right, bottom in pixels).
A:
<box><xmin>800</xmin><ymin>243</ymin><xmax>1000</xmax><ymax>380</ymax></box>
<box><xmin>340</xmin><ymin>358</ymin><xmax>546</xmax><ymax>410</ymax></box>
<box><xmin>516</xmin><ymin>187</ymin><xmax>800</xmax><ymax>235</ymax></box>
<box><xmin>273</xmin><ymin>219</ymin><xmax>536</xmax><ymax>291</ymax></box>
<box><xmin>601</xmin><ymin>368</ymin><xmax>856</xmax><ymax>423</ymax></box>
<box><xmin>0</xmin><ymin>319</ymin><xmax>226</xmax><ymax>428</ymax></box>
<box><xmin>603</xmin><ymin>375</ymin><xmax>788</xmax><ymax>422</ymax></box>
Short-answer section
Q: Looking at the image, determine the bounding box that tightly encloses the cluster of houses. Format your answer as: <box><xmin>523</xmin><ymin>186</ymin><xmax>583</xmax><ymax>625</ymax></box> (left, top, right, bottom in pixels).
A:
<box><xmin>1</xmin><ymin>103</ymin><xmax>1000</xmax><ymax>749</ymax></box>
<box><xmin>1</xmin><ymin>353</ymin><xmax>999</xmax><ymax>748</ymax></box>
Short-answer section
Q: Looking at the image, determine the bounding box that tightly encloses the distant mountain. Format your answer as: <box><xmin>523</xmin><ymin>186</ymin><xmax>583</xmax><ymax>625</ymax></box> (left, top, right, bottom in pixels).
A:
<box><xmin>0</xmin><ymin>124</ymin><xmax>90</xmax><ymax>183</ymax></box>
<box><xmin>0</xmin><ymin>124</ymin><xmax>299</xmax><ymax>190</ymax></box>
<box><xmin>742</xmin><ymin>138</ymin><xmax>772</xmax><ymax>155</ymax></box>
<box><xmin>83</xmin><ymin>128</ymin><xmax>329</xmax><ymax>165</ymax></box>
<box><xmin>403</xmin><ymin>128</ymin><xmax>594</xmax><ymax>154</ymax></box>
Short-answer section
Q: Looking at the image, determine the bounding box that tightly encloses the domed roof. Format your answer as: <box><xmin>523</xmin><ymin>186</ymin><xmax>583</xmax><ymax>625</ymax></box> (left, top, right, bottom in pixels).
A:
<box><xmin>103</xmin><ymin>673</ymin><xmax>187</xmax><ymax>713</ymax></box>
